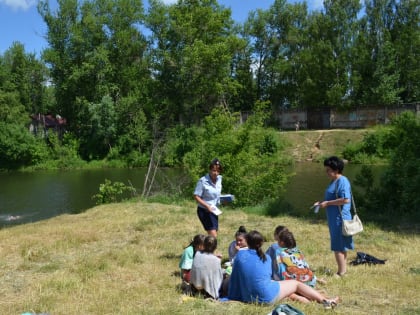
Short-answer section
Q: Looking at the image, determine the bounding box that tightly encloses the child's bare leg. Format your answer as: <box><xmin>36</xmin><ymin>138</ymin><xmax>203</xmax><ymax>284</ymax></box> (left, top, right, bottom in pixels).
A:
<box><xmin>277</xmin><ymin>280</ymin><xmax>339</xmax><ymax>305</ymax></box>
<box><xmin>288</xmin><ymin>293</ymin><xmax>310</xmax><ymax>303</ymax></box>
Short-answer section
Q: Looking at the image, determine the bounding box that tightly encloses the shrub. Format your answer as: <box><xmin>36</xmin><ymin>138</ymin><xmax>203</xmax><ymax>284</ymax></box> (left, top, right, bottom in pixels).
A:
<box><xmin>182</xmin><ymin>103</ymin><xmax>290</xmax><ymax>206</ymax></box>
<box><xmin>342</xmin><ymin>127</ymin><xmax>393</xmax><ymax>164</ymax></box>
<box><xmin>354</xmin><ymin>111</ymin><xmax>420</xmax><ymax>222</ymax></box>
<box><xmin>92</xmin><ymin>179</ymin><xmax>137</xmax><ymax>205</ymax></box>
<box><xmin>0</xmin><ymin>122</ymin><xmax>49</xmax><ymax>170</ymax></box>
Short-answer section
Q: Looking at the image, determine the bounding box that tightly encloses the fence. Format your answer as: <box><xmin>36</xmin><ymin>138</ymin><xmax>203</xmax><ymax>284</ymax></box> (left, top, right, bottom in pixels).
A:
<box><xmin>242</xmin><ymin>103</ymin><xmax>419</xmax><ymax>130</ymax></box>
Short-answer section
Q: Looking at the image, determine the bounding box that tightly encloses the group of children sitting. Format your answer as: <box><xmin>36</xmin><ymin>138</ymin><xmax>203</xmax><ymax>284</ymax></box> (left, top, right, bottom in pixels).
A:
<box><xmin>178</xmin><ymin>225</ymin><xmax>325</xmax><ymax>301</ymax></box>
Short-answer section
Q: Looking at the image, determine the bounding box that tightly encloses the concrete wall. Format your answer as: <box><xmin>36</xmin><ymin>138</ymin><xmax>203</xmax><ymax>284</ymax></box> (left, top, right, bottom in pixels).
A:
<box><xmin>252</xmin><ymin>103</ymin><xmax>419</xmax><ymax>130</ymax></box>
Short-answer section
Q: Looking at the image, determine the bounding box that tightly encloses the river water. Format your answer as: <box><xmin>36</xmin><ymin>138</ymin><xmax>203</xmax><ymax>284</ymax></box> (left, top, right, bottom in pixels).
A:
<box><xmin>0</xmin><ymin>163</ymin><xmax>382</xmax><ymax>227</ymax></box>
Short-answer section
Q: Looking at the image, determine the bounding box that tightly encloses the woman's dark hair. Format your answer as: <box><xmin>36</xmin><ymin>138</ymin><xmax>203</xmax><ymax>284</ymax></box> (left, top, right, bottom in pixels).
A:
<box><xmin>209</xmin><ymin>158</ymin><xmax>222</xmax><ymax>172</ymax></box>
<box><xmin>245</xmin><ymin>230</ymin><xmax>266</xmax><ymax>262</ymax></box>
<box><xmin>273</xmin><ymin>225</ymin><xmax>288</xmax><ymax>239</ymax></box>
<box><xmin>186</xmin><ymin>234</ymin><xmax>206</xmax><ymax>256</ymax></box>
<box><xmin>235</xmin><ymin>225</ymin><xmax>247</xmax><ymax>238</ymax></box>
<box><xmin>203</xmin><ymin>235</ymin><xmax>218</xmax><ymax>253</ymax></box>
<box><xmin>278</xmin><ymin>230</ymin><xmax>296</xmax><ymax>249</ymax></box>
<box><xmin>324</xmin><ymin>156</ymin><xmax>344</xmax><ymax>174</ymax></box>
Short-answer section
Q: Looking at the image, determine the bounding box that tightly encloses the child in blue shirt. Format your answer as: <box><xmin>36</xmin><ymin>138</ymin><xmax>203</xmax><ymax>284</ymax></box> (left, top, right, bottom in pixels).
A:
<box><xmin>266</xmin><ymin>225</ymin><xmax>288</xmax><ymax>280</ymax></box>
<box><xmin>179</xmin><ymin>234</ymin><xmax>206</xmax><ymax>283</ymax></box>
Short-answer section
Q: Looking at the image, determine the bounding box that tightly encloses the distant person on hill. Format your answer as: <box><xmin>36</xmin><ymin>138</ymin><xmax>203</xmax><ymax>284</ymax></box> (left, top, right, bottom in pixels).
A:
<box><xmin>193</xmin><ymin>158</ymin><xmax>223</xmax><ymax>237</ymax></box>
<box><xmin>314</xmin><ymin>156</ymin><xmax>354</xmax><ymax>277</ymax></box>
<box><xmin>266</xmin><ymin>225</ymin><xmax>288</xmax><ymax>280</ymax></box>
<box><xmin>228</xmin><ymin>230</ymin><xmax>339</xmax><ymax>309</ymax></box>
<box><xmin>179</xmin><ymin>234</ymin><xmax>206</xmax><ymax>284</ymax></box>
<box><xmin>190</xmin><ymin>235</ymin><xmax>224</xmax><ymax>299</ymax></box>
<box><xmin>228</xmin><ymin>225</ymin><xmax>248</xmax><ymax>264</ymax></box>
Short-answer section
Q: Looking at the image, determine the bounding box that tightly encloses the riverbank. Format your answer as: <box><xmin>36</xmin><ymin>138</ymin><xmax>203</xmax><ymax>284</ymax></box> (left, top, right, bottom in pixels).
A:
<box><xmin>280</xmin><ymin>129</ymin><xmax>367</xmax><ymax>162</ymax></box>
<box><xmin>0</xmin><ymin>200</ymin><xmax>418</xmax><ymax>314</ymax></box>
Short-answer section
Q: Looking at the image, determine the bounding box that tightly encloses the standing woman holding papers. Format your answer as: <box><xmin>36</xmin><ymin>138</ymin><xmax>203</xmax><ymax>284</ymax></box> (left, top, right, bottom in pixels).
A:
<box><xmin>194</xmin><ymin>158</ymin><xmax>223</xmax><ymax>237</ymax></box>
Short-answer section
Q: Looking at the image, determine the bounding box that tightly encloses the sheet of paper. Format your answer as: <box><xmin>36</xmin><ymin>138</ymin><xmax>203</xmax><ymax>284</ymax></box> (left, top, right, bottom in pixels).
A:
<box><xmin>211</xmin><ymin>206</ymin><xmax>222</xmax><ymax>216</ymax></box>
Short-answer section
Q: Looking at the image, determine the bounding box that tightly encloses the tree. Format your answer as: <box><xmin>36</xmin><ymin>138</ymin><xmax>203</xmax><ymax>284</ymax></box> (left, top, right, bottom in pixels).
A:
<box><xmin>1</xmin><ymin>43</ymin><xmax>47</xmax><ymax>115</ymax></box>
<box><xmin>39</xmin><ymin>0</ymin><xmax>151</xmax><ymax>159</ymax></box>
<box><xmin>146</xmin><ymin>0</ymin><xmax>239</xmax><ymax>125</ymax></box>
<box><xmin>82</xmin><ymin>95</ymin><xmax>117</xmax><ymax>159</ymax></box>
<box><xmin>358</xmin><ymin>0</ymin><xmax>403</xmax><ymax>105</ymax></box>
<box><xmin>244</xmin><ymin>0</ymin><xmax>309</xmax><ymax>109</ymax></box>
<box><xmin>392</xmin><ymin>0</ymin><xmax>420</xmax><ymax>102</ymax></box>
<box><xmin>294</xmin><ymin>0</ymin><xmax>362</xmax><ymax>108</ymax></box>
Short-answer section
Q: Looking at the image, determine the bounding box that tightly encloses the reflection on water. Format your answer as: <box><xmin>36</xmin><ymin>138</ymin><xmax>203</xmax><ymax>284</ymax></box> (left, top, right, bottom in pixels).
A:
<box><xmin>0</xmin><ymin>164</ymin><xmax>385</xmax><ymax>227</ymax></box>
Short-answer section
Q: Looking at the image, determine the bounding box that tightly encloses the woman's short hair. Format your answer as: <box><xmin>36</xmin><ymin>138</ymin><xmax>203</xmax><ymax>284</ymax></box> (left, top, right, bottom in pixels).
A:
<box><xmin>209</xmin><ymin>158</ymin><xmax>222</xmax><ymax>172</ymax></box>
<box><xmin>324</xmin><ymin>156</ymin><xmax>344</xmax><ymax>173</ymax></box>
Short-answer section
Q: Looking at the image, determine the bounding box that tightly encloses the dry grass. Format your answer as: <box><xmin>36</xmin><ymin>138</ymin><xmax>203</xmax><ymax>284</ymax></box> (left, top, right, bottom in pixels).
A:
<box><xmin>0</xmin><ymin>200</ymin><xmax>419</xmax><ymax>315</ymax></box>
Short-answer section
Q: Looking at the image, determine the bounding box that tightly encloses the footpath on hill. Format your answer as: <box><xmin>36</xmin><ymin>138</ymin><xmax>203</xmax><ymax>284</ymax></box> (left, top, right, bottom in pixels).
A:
<box><xmin>280</xmin><ymin>129</ymin><xmax>367</xmax><ymax>162</ymax></box>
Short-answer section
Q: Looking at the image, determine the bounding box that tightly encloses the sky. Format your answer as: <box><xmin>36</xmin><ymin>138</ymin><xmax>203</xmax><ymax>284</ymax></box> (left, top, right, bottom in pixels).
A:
<box><xmin>0</xmin><ymin>0</ymin><xmax>324</xmax><ymax>57</ymax></box>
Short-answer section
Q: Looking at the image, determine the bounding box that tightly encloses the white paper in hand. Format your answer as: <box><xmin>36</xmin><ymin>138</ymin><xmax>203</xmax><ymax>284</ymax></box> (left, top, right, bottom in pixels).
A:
<box><xmin>310</xmin><ymin>203</ymin><xmax>320</xmax><ymax>213</ymax></box>
<box><xmin>211</xmin><ymin>206</ymin><xmax>222</xmax><ymax>216</ymax></box>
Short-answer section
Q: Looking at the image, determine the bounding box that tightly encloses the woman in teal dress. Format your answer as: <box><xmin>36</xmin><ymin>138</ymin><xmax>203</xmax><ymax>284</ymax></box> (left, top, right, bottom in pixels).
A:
<box><xmin>315</xmin><ymin>156</ymin><xmax>354</xmax><ymax>277</ymax></box>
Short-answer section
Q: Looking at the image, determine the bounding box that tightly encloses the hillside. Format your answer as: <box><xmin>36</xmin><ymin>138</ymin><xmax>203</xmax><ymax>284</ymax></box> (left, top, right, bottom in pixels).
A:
<box><xmin>280</xmin><ymin>129</ymin><xmax>368</xmax><ymax>162</ymax></box>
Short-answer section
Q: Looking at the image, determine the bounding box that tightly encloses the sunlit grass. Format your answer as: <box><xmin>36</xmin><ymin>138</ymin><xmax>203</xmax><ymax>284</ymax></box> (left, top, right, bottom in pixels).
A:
<box><xmin>0</xmin><ymin>200</ymin><xmax>419</xmax><ymax>314</ymax></box>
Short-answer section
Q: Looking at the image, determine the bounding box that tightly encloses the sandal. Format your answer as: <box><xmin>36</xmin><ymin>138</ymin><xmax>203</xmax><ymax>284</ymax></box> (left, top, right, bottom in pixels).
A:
<box><xmin>323</xmin><ymin>299</ymin><xmax>338</xmax><ymax>309</ymax></box>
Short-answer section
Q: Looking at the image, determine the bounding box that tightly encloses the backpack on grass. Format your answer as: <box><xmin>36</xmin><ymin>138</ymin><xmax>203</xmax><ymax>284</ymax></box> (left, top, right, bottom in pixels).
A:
<box><xmin>268</xmin><ymin>303</ymin><xmax>305</xmax><ymax>315</ymax></box>
<box><xmin>350</xmin><ymin>252</ymin><xmax>386</xmax><ymax>265</ymax></box>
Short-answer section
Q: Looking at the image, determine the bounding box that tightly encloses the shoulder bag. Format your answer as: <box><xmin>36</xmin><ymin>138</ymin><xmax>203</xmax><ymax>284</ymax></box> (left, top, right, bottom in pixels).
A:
<box><xmin>335</xmin><ymin>181</ymin><xmax>363</xmax><ymax>236</ymax></box>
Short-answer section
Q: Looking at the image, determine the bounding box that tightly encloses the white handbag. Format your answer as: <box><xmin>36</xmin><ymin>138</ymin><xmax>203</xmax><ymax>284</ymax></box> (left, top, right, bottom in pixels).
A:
<box><xmin>341</xmin><ymin>212</ymin><xmax>363</xmax><ymax>236</ymax></box>
<box><xmin>336</xmin><ymin>182</ymin><xmax>363</xmax><ymax>236</ymax></box>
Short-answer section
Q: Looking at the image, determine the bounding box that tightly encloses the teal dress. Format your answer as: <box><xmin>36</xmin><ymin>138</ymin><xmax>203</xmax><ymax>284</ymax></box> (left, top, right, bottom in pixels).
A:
<box><xmin>324</xmin><ymin>176</ymin><xmax>354</xmax><ymax>252</ymax></box>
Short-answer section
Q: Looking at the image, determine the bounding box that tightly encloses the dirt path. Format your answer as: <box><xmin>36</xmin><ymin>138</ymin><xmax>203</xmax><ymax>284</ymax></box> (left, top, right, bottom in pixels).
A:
<box><xmin>282</xmin><ymin>129</ymin><xmax>366</xmax><ymax>162</ymax></box>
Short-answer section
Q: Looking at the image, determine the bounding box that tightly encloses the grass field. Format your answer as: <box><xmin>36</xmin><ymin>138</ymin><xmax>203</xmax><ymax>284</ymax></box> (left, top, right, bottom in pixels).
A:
<box><xmin>0</xmin><ymin>199</ymin><xmax>419</xmax><ymax>315</ymax></box>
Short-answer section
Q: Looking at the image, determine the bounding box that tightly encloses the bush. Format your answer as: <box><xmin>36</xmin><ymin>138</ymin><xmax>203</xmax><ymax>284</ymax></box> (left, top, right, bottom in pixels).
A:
<box><xmin>0</xmin><ymin>122</ymin><xmax>49</xmax><ymax>170</ymax></box>
<box><xmin>92</xmin><ymin>179</ymin><xmax>137</xmax><ymax>205</ymax></box>
<box><xmin>181</xmin><ymin>103</ymin><xmax>290</xmax><ymax>206</ymax></box>
<box><xmin>342</xmin><ymin>127</ymin><xmax>393</xmax><ymax>164</ymax></box>
<box><xmin>354</xmin><ymin>111</ymin><xmax>420</xmax><ymax>222</ymax></box>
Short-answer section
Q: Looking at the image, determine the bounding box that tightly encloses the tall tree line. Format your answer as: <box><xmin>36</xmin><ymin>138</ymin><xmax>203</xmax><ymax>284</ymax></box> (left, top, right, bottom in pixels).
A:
<box><xmin>0</xmin><ymin>0</ymin><xmax>418</xmax><ymax>165</ymax></box>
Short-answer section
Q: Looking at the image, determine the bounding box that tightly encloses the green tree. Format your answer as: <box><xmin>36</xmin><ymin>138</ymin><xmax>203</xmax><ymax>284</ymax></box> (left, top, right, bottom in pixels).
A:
<box><xmin>39</xmin><ymin>0</ymin><xmax>150</xmax><ymax>159</ymax></box>
<box><xmin>244</xmin><ymin>0</ymin><xmax>309</xmax><ymax>109</ymax></box>
<box><xmin>295</xmin><ymin>0</ymin><xmax>362</xmax><ymax>108</ymax></box>
<box><xmin>392</xmin><ymin>0</ymin><xmax>420</xmax><ymax>102</ymax></box>
<box><xmin>1</xmin><ymin>43</ymin><xmax>47</xmax><ymax>116</ymax></box>
<box><xmin>358</xmin><ymin>0</ymin><xmax>403</xmax><ymax>105</ymax></box>
<box><xmin>81</xmin><ymin>95</ymin><xmax>117</xmax><ymax>159</ymax></box>
<box><xmin>146</xmin><ymin>0</ymin><xmax>239</xmax><ymax>125</ymax></box>
<box><xmin>227</xmin><ymin>35</ymin><xmax>256</xmax><ymax>112</ymax></box>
